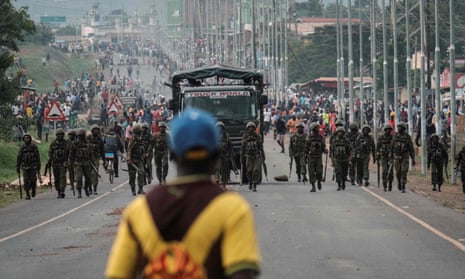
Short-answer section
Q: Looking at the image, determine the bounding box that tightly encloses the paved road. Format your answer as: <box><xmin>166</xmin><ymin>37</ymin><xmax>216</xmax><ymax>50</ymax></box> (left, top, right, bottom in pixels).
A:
<box><xmin>1</xmin><ymin>134</ymin><xmax>465</xmax><ymax>278</ymax></box>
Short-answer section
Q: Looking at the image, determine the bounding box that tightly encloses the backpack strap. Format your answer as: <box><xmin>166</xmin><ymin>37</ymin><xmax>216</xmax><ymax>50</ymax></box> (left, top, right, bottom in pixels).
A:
<box><xmin>132</xmin><ymin>192</ymin><xmax>248</xmax><ymax>265</ymax></box>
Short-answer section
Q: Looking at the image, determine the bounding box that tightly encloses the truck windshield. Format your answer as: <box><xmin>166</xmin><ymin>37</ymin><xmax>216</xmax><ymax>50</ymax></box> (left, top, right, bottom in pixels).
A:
<box><xmin>182</xmin><ymin>91</ymin><xmax>257</xmax><ymax>120</ymax></box>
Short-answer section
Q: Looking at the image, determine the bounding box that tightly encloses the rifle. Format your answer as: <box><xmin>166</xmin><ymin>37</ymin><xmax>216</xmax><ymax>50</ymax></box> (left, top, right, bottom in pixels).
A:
<box><xmin>289</xmin><ymin>156</ymin><xmax>293</xmax><ymax>179</ymax></box>
<box><xmin>260</xmin><ymin>152</ymin><xmax>268</xmax><ymax>182</ymax></box>
<box><xmin>17</xmin><ymin>171</ymin><xmax>22</xmax><ymax>199</ymax></box>
<box><xmin>322</xmin><ymin>152</ymin><xmax>328</xmax><ymax>182</ymax></box>
<box><xmin>88</xmin><ymin>160</ymin><xmax>101</xmax><ymax>178</ymax></box>
<box><xmin>377</xmin><ymin>159</ymin><xmax>380</xmax><ymax>188</ymax></box>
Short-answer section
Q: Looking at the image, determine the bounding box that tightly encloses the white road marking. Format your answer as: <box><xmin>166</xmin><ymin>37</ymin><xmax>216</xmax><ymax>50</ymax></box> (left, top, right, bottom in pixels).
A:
<box><xmin>0</xmin><ymin>180</ymin><xmax>129</xmax><ymax>244</ymax></box>
<box><xmin>362</xmin><ymin>187</ymin><xmax>465</xmax><ymax>253</ymax></box>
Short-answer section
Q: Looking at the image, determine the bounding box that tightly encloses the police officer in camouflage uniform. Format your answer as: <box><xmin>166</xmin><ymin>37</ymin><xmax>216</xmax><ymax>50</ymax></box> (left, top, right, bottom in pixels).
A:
<box><xmin>215</xmin><ymin>121</ymin><xmax>234</xmax><ymax>186</ymax></box>
<box><xmin>67</xmin><ymin>130</ymin><xmax>76</xmax><ymax>192</ymax></box>
<box><xmin>347</xmin><ymin>123</ymin><xmax>360</xmax><ymax>185</ymax></box>
<box><xmin>427</xmin><ymin>134</ymin><xmax>448</xmax><ymax>192</ymax></box>
<box><xmin>331</xmin><ymin>127</ymin><xmax>351</xmax><ymax>191</ymax></box>
<box><xmin>69</xmin><ymin>129</ymin><xmax>92</xmax><ymax>198</ymax></box>
<box><xmin>305</xmin><ymin>122</ymin><xmax>328</xmax><ymax>192</ymax></box>
<box><xmin>16</xmin><ymin>134</ymin><xmax>41</xmax><ymax>200</ymax></box>
<box><xmin>454</xmin><ymin>146</ymin><xmax>465</xmax><ymax>201</ymax></box>
<box><xmin>152</xmin><ymin>122</ymin><xmax>169</xmax><ymax>184</ymax></box>
<box><xmin>49</xmin><ymin>128</ymin><xmax>69</xmax><ymax>198</ymax></box>
<box><xmin>141</xmin><ymin>123</ymin><xmax>153</xmax><ymax>184</ymax></box>
<box><xmin>241</xmin><ymin>122</ymin><xmax>263</xmax><ymax>192</ymax></box>
<box><xmin>88</xmin><ymin>125</ymin><xmax>105</xmax><ymax>194</ymax></box>
<box><xmin>289</xmin><ymin>122</ymin><xmax>308</xmax><ymax>182</ymax></box>
<box><xmin>393</xmin><ymin>122</ymin><xmax>416</xmax><ymax>193</ymax></box>
<box><xmin>127</xmin><ymin>125</ymin><xmax>146</xmax><ymax>195</ymax></box>
<box><xmin>376</xmin><ymin>124</ymin><xmax>394</xmax><ymax>191</ymax></box>
<box><xmin>355</xmin><ymin>125</ymin><xmax>376</xmax><ymax>186</ymax></box>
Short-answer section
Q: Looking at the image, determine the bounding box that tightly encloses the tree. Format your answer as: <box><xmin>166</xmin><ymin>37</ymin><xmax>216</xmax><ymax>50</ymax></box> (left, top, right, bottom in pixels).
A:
<box><xmin>0</xmin><ymin>0</ymin><xmax>35</xmax><ymax>105</ymax></box>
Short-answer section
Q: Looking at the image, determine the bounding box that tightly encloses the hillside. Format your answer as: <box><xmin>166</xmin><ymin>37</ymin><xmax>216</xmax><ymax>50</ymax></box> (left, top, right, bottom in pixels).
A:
<box><xmin>11</xmin><ymin>43</ymin><xmax>97</xmax><ymax>92</ymax></box>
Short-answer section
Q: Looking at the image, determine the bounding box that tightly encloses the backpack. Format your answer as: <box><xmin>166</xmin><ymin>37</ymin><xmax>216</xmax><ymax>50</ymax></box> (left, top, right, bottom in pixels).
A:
<box><xmin>104</xmin><ymin>133</ymin><xmax>119</xmax><ymax>152</ymax></box>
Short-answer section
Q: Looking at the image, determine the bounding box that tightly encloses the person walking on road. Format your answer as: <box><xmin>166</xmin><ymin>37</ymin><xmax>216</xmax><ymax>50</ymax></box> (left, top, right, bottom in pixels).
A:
<box><xmin>105</xmin><ymin>108</ymin><xmax>261</xmax><ymax>279</ymax></box>
<box><xmin>216</xmin><ymin>121</ymin><xmax>234</xmax><ymax>186</ymax></box>
<box><xmin>427</xmin><ymin>134</ymin><xmax>448</xmax><ymax>192</ymax></box>
<box><xmin>48</xmin><ymin>128</ymin><xmax>69</xmax><ymax>198</ymax></box>
<box><xmin>275</xmin><ymin>116</ymin><xmax>286</xmax><ymax>153</ymax></box>
<box><xmin>16</xmin><ymin>134</ymin><xmax>41</xmax><ymax>200</ymax></box>
<box><xmin>152</xmin><ymin>121</ymin><xmax>169</xmax><ymax>184</ymax></box>
<box><xmin>289</xmin><ymin>122</ymin><xmax>308</xmax><ymax>183</ymax></box>
<box><xmin>305</xmin><ymin>122</ymin><xmax>328</xmax><ymax>192</ymax></box>
<box><xmin>241</xmin><ymin>122</ymin><xmax>264</xmax><ymax>192</ymax></box>
<box><xmin>455</xmin><ymin>146</ymin><xmax>465</xmax><ymax>201</ymax></box>
<box><xmin>347</xmin><ymin>123</ymin><xmax>360</xmax><ymax>185</ymax></box>
<box><xmin>393</xmin><ymin>122</ymin><xmax>416</xmax><ymax>193</ymax></box>
<box><xmin>88</xmin><ymin>125</ymin><xmax>105</xmax><ymax>194</ymax></box>
<box><xmin>376</xmin><ymin>124</ymin><xmax>394</xmax><ymax>191</ymax></box>
<box><xmin>127</xmin><ymin>125</ymin><xmax>146</xmax><ymax>195</ymax></box>
<box><xmin>331</xmin><ymin>127</ymin><xmax>351</xmax><ymax>191</ymax></box>
<box><xmin>355</xmin><ymin>125</ymin><xmax>376</xmax><ymax>186</ymax></box>
<box><xmin>68</xmin><ymin>129</ymin><xmax>92</xmax><ymax>198</ymax></box>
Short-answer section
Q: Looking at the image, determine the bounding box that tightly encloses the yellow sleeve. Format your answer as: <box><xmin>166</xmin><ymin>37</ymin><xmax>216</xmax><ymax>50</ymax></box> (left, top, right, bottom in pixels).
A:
<box><xmin>105</xmin><ymin>199</ymin><xmax>145</xmax><ymax>279</ymax></box>
<box><xmin>220</xmin><ymin>194</ymin><xmax>261</xmax><ymax>276</ymax></box>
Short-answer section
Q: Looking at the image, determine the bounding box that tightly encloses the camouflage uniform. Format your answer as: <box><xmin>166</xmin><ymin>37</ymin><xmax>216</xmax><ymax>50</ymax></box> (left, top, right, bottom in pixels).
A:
<box><xmin>305</xmin><ymin>122</ymin><xmax>327</xmax><ymax>192</ymax></box>
<box><xmin>427</xmin><ymin>134</ymin><xmax>448</xmax><ymax>192</ymax></box>
<box><xmin>69</xmin><ymin>129</ymin><xmax>92</xmax><ymax>198</ymax></box>
<box><xmin>128</xmin><ymin>125</ymin><xmax>147</xmax><ymax>195</ymax></box>
<box><xmin>289</xmin><ymin>123</ymin><xmax>308</xmax><ymax>182</ymax></box>
<box><xmin>354</xmin><ymin>125</ymin><xmax>376</xmax><ymax>186</ymax></box>
<box><xmin>141</xmin><ymin>124</ymin><xmax>154</xmax><ymax>184</ymax></box>
<box><xmin>346</xmin><ymin>123</ymin><xmax>360</xmax><ymax>185</ymax></box>
<box><xmin>88</xmin><ymin>125</ymin><xmax>105</xmax><ymax>194</ymax></box>
<box><xmin>454</xmin><ymin>146</ymin><xmax>465</xmax><ymax>200</ymax></box>
<box><xmin>241</xmin><ymin>122</ymin><xmax>263</xmax><ymax>192</ymax></box>
<box><xmin>16</xmin><ymin>134</ymin><xmax>41</xmax><ymax>200</ymax></box>
<box><xmin>376</xmin><ymin>124</ymin><xmax>394</xmax><ymax>191</ymax></box>
<box><xmin>392</xmin><ymin>122</ymin><xmax>416</xmax><ymax>193</ymax></box>
<box><xmin>216</xmin><ymin>122</ymin><xmax>234</xmax><ymax>185</ymax></box>
<box><xmin>67</xmin><ymin>130</ymin><xmax>76</xmax><ymax>193</ymax></box>
<box><xmin>152</xmin><ymin>122</ymin><xmax>169</xmax><ymax>184</ymax></box>
<box><xmin>49</xmin><ymin>128</ymin><xmax>69</xmax><ymax>198</ymax></box>
<box><xmin>331</xmin><ymin>127</ymin><xmax>351</xmax><ymax>191</ymax></box>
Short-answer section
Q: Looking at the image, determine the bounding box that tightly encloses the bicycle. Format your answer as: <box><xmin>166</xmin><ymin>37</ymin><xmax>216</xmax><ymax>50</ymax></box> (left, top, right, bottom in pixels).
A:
<box><xmin>105</xmin><ymin>152</ymin><xmax>115</xmax><ymax>184</ymax></box>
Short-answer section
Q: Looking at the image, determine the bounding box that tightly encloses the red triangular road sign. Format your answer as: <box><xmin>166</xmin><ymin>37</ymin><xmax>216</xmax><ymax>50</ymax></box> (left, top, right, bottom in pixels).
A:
<box><xmin>107</xmin><ymin>101</ymin><xmax>120</xmax><ymax>115</ymax></box>
<box><xmin>113</xmin><ymin>95</ymin><xmax>123</xmax><ymax>107</ymax></box>
<box><xmin>46</xmin><ymin>101</ymin><xmax>66</xmax><ymax>120</ymax></box>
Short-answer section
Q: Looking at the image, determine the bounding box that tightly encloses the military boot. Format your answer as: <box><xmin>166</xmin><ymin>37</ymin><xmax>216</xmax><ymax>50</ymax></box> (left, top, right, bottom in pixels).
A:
<box><xmin>130</xmin><ymin>185</ymin><xmax>136</xmax><ymax>196</ymax></box>
<box><xmin>437</xmin><ymin>184</ymin><xmax>442</xmax><ymax>192</ymax></box>
<box><xmin>25</xmin><ymin>191</ymin><xmax>31</xmax><ymax>200</ymax></box>
<box><xmin>31</xmin><ymin>187</ymin><xmax>36</xmax><ymax>198</ymax></box>
<box><xmin>252</xmin><ymin>184</ymin><xmax>257</xmax><ymax>192</ymax></box>
<box><xmin>364</xmin><ymin>179</ymin><xmax>369</xmax><ymax>187</ymax></box>
<box><xmin>84</xmin><ymin>186</ymin><xmax>90</xmax><ymax>197</ymax></box>
<box><xmin>388</xmin><ymin>181</ymin><xmax>393</xmax><ymax>192</ymax></box>
<box><xmin>137</xmin><ymin>186</ymin><xmax>145</xmax><ymax>195</ymax></box>
<box><xmin>401</xmin><ymin>184</ymin><xmax>406</xmax><ymax>193</ymax></box>
<box><xmin>432</xmin><ymin>184</ymin><xmax>437</xmax><ymax>191</ymax></box>
<box><xmin>310</xmin><ymin>183</ymin><xmax>316</xmax><ymax>192</ymax></box>
<box><xmin>317</xmin><ymin>180</ymin><xmax>322</xmax><ymax>190</ymax></box>
<box><xmin>297</xmin><ymin>174</ymin><xmax>301</xmax><ymax>182</ymax></box>
<box><xmin>249</xmin><ymin>182</ymin><xmax>253</xmax><ymax>190</ymax></box>
<box><xmin>77</xmin><ymin>189</ymin><xmax>82</xmax><ymax>198</ymax></box>
<box><xmin>337</xmin><ymin>182</ymin><xmax>341</xmax><ymax>191</ymax></box>
<box><xmin>342</xmin><ymin>181</ymin><xmax>346</xmax><ymax>190</ymax></box>
<box><xmin>383</xmin><ymin>182</ymin><xmax>387</xmax><ymax>192</ymax></box>
<box><xmin>93</xmin><ymin>186</ymin><xmax>98</xmax><ymax>195</ymax></box>
<box><xmin>351</xmin><ymin>178</ymin><xmax>355</xmax><ymax>185</ymax></box>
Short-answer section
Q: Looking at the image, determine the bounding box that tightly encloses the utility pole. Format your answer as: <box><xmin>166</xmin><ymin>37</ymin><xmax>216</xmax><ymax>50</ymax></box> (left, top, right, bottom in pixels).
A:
<box><xmin>450</xmin><ymin>0</ymin><xmax>457</xmax><ymax>184</ymax></box>
<box><xmin>348</xmin><ymin>0</ymin><xmax>354</xmax><ymax>124</ymax></box>
<box><xmin>336</xmin><ymin>0</ymin><xmax>341</xmax><ymax>118</ymax></box>
<box><xmin>434</xmin><ymin>0</ymin><xmax>441</xmax><ymax>134</ymax></box>
<box><xmin>371</xmin><ymin>0</ymin><xmax>377</xmax><ymax>140</ymax></box>
<box><xmin>420</xmin><ymin>0</ymin><xmax>427</xmax><ymax>174</ymax></box>
<box><xmin>405</xmin><ymin>0</ymin><xmax>414</xmax><ymax>170</ymax></box>
<box><xmin>359</xmin><ymin>0</ymin><xmax>364</xmax><ymax>126</ymax></box>
<box><xmin>382</xmin><ymin>0</ymin><xmax>389</xmax><ymax>125</ymax></box>
<box><xmin>392</xmin><ymin>0</ymin><xmax>399</xmax><ymax>125</ymax></box>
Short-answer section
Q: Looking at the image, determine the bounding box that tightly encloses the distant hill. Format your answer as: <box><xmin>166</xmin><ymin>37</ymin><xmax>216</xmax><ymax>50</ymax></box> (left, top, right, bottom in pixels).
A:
<box><xmin>13</xmin><ymin>43</ymin><xmax>97</xmax><ymax>93</ymax></box>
